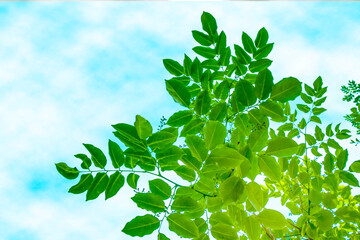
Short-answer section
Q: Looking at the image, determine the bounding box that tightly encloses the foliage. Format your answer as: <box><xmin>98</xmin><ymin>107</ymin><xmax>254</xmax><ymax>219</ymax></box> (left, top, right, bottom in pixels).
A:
<box><xmin>342</xmin><ymin>80</ymin><xmax>360</xmax><ymax>144</ymax></box>
<box><xmin>56</xmin><ymin>12</ymin><xmax>360</xmax><ymax>240</ymax></box>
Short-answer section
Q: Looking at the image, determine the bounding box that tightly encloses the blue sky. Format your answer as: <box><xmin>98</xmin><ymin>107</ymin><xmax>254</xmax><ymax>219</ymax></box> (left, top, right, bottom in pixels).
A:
<box><xmin>0</xmin><ymin>2</ymin><xmax>360</xmax><ymax>240</ymax></box>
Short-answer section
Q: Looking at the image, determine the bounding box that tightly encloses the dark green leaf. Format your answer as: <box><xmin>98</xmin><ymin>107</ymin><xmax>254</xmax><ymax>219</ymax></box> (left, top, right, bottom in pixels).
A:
<box><xmin>300</xmin><ymin>93</ymin><xmax>313</xmax><ymax>104</ymax></box>
<box><xmin>195</xmin><ymin>90</ymin><xmax>211</xmax><ymax>115</ymax></box>
<box><xmin>242</xmin><ymin>32</ymin><xmax>256</xmax><ymax>54</ymax></box>
<box><xmin>131</xmin><ymin>192</ymin><xmax>165</xmax><ymax>213</ymax></box>
<box><xmin>135</xmin><ymin>115</ymin><xmax>152</xmax><ymax>139</ymax></box>
<box><xmin>253</xmin><ymin>43</ymin><xmax>273</xmax><ymax>60</ymax></box>
<box><xmin>201</xmin><ymin>11</ymin><xmax>217</xmax><ymax>37</ymax></box>
<box><xmin>339</xmin><ymin>171</ymin><xmax>359</xmax><ymax>187</ymax></box>
<box><xmin>219</xmin><ymin>47</ymin><xmax>231</xmax><ymax>66</ymax></box>
<box><xmin>191</xmin><ymin>58</ymin><xmax>203</xmax><ymax>83</ymax></box>
<box><xmin>349</xmin><ymin>160</ymin><xmax>360</xmax><ymax>173</ymax></box>
<box><xmin>193</xmin><ymin>46</ymin><xmax>216</xmax><ymax>59</ymax></box>
<box><xmin>183</xmin><ymin>54</ymin><xmax>192</xmax><ymax>77</ymax></box>
<box><xmin>270</xmin><ymin>77</ymin><xmax>302</xmax><ymax>102</ymax></box>
<box><xmin>165</xmin><ymin>79</ymin><xmax>190</xmax><ymax>107</ymax></box>
<box><xmin>313</xmin><ymin>76</ymin><xmax>323</xmax><ymax>92</ymax></box>
<box><xmin>249</xmin><ymin>59</ymin><xmax>272</xmax><ymax>73</ymax></box>
<box><xmin>296</xmin><ymin>104</ymin><xmax>310</xmax><ymax>113</ymax></box>
<box><xmin>192</xmin><ymin>30</ymin><xmax>213</xmax><ymax>46</ymax></box>
<box><xmin>122</xmin><ymin>214</ymin><xmax>160</xmax><ymax>237</ymax></box>
<box><xmin>215</xmin><ymin>31</ymin><xmax>227</xmax><ymax>55</ymax></box>
<box><xmin>312</xmin><ymin>107</ymin><xmax>326</xmax><ymax>115</ymax></box>
<box><xmin>231</xmin><ymin>91</ymin><xmax>245</xmax><ymax>113</ymax></box>
<box><xmin>112</xmin><ymin>123</ymin><xmax>146</xmax><ymax>151</ymax></box>
<box><xmin>310</xmin><ymin>116</ymin><xmax>322</xmax><ymax>124</ymax></box>
<box><xmin>209</xmin><ymin>102</ymin><xmax>227</xmax><ymax>122</ymax></box>
<box><xmin>234</xmin><ymin>44</ymin><xmax>251</xmax><ymax>64</ymax></box>
<box><xmin>105</xmin><ymin>171</ymin><xmax>125</xmax><ymax>200</ymax></box>
<box><xmin>127</xmin><ymin>173</ymin><xmax>139</xmax><ymax>189</ymax></box>
<box><xmin>235</xmin><ymin>80</ymin><xmax>257</xmax><ymax>106</ymax></box>
<box><xmin>214</xmin><ymin>81</ymin><xmax>230</xmax><ymax>100</ymax></box>
<box><xmin>86</xmin><ymin>172</ymin><xmax>109</xmax><ymax>201</ymax></box>
<box><xmin>69</xmin><ymin>174</ymin><xmax>93</xmax><ymax>194</ymax></box>
<box><xmin>168</xmin><ymin>213</ymin><xmax>199</xmax><ymax>238</ymax></box>
<box><xmin>163</xmin><ymin>59</ymin><xmax>184</xmax><ymax>76</ymax></box>
<box><xmin>314</xmin><ymin>96</ymin><xmax>327</xmax><ymax>106</ymax></box>
<box><xmin>337</xmin><ymin>149</ymin><xmax>348</xmax><ymax>170</ymax></box>
<box><xmin>201</xmin><ymin>59</ymin><xmax>220</xmax><ymax>71</ymax></box>
<box><xmin>255</xmin><ymin>69</ymin><xmax>273</xmax><ymax>100</ymax></box>
<box><xmin>158</xmin><ymin>233</ymin><xmax>170</xmax><ymax>240</ymax></box>
<box><xmin>305</xmin><ymin>134</ymin><xmax>316</xmax><ymax>146</ymax></box>
<box><xmin>147</xmin><ymin>127</ymin><xmax>178</xmax><ymax>151</ymax></box>
<box><xmin>255</xmin><ymin>27</ymin><xmax>269</xmax><ymax>48</ymax></box>
<box><xmin>204</xmin><ymin>121</ymin><xmax>227</xmax><ymax>150</ymax></box>
<box><xmin>74</xmin><ymin>154</ymin><xmax>92</xmax><ymax>169</ymax></box>
<box><xmin>167</xmin><ymin>110</ymin><xmax>193</xmax><ymax>127</ymax></box>
<box><xmin>108</xmin><ymin>140</ymin><xmax>124</xmax><ymax>168</ymax></box>
<box><xmin>83</xmin><ymin>144</ymin><xmax>107</xmax><ymax>169</ymax></box>
<box><xmin>55</xmin><ymin>162</ymin><xmax>79</xmax><ymax>180</ymax></box>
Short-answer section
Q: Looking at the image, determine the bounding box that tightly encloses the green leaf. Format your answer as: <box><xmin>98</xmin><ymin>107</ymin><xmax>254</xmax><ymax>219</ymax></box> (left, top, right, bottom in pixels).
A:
<box><xmin>349</xmin><ymin>160</ymin><xmax>360</xmax><ymax>173</ymax></box>
<box><xmin>244</xmin><ymin>215</ymin><xmax>261</xmax><ymax>240</ymax></box>
<box><xmin>168</xmin><ymin>213</ymin><xmax>199</xmax><ymax>238</ymax></box>
<box><xmin>315</xmin><ymin>210</ymin><xmax>333</xmax><ymax>232</ymax></box>
<box><xmin>208</xmin><ymin>145</ymin><xmax>247</xmax><ymax>168</ymax></box>
<box><xmin>191</xmin><ymin>58</ymin><xmax>203</xmax><ymax>83</ymax></box>
<box><xmin>112</xmin><ymin>123</ymin><xmax>146</xmax><ymax>151</ymax></box>
<box><xmin>74</xmin><ymin>154</ymin><xmax>92</xmax><ymax>169</ymax></box>
<box><xmin>242</xmin><ymin>32</ymin><xmax>256</xmax><ymax>54</ymax></box>
<box><xmin>122</xmin><ymin>214</ymin><xmax>160</xmax><ymax>237</ymax></box>
<box><xmin>215</xmin><ymin>31</ymin><xmax>227</xmax><ymax>55</ymax></box>
<box><xmin>204</xmin><ymin>121</ymin><xmax>227</xmax><ymax>150</ymax></box>
<box><xmin>214</xmin><ymin>81</ymin><xmax>230</xmax><ymax>100</ymax></box>
<box><xmin>313</xmin><ymin>76</ymin><xmax>323</xmax><ymax>92</ymax></box>
<box><xmin>246</xmin><ymin>182</ymin><xmax>265</xmax><ymax>211</ymax></box>
<box><xmin>297</xmin><ymin>104</ymin><xmax>310</xmax><ymax>113</ymax></box>
<box><xmin>248</xmin><ymin>129</ymin><xmax>268</xmax><ymax>152</ymax></box>
<box><xmin>300</xmin><ymin>93</ymin><xmax>313</xmax><ymax>104</ymax></box>
<box><xmin>195</xmin><ymin>90</ymin><xmax>211</xmax><ymax>115</ymax></box>
<box><xmin>255</xmin><ymin>69</ymin><xmax>273</xmax><ymax>100</ymax></box>
<box><xmin>105</xmin><ymin>171</ymin><xmax>125</xmax><ymax>200</ymax></box>
<box><xmin>163</xmin><ymin>59</ymin><xmax>184</xmax><ymax>76</ymax></box>
<box><xmin>211</xmin><ymin>223</ymin><xmax>238</xmax><ymax>240</ymax></box>
<box><xmin>322</xmin><ymin>192</ymin><xmax>337</xmax><ymax>209</ymax></box>
<box><xmin>194</xmin><ymin>218</ymin><xmax>208</xmax><ymax>233</ymax></box>
<box><xmin>234</xmin><ymin>44</ymin><xmax>251</xmax><ymax>64</ymax></box>
<box><xmin>193</xmin><ymin>46</ymin><xmax>217</xmax><ymax>59</ymax></box>
<box><xmin>336</xmin><ymin>206</ymin><xmax>360</xmax><ymax>222</ymax></box>
<box><xmin>201</xmin><ymin>59</ymin><xmax>220</xmax><ymax>71</ymax></box>
<box><xmin>314</xmin><ymin>96</ymin><xmax>326</xmax><ymax>106</ymax></box>
<box><xmin>310</xmin><ymin>116</ymin><xmax>322</xmax><ymax>124</ymax></box>
<box><xmin>194</xmin><ymin>233</ymin><xmax>210</xmax><ymax>240</ymax></box>
<box><xmin>180</xmin><ymin>118</ymin><xmax>204</xmax><ymax>137</ymax></box>
<box><xmin>314</xmin><ymin>126</ymin><xmax>325</xmax><ymax>141</ymax></box>
<box><xmin>201</xmin><ymin>11</ymin><xmax>217</xmax><ymax>37</ymax></box>
<box><xmin>69</xmin><ymin>174</ymin><xmax>93</xmax><ymax>194</ymax></box>
<box><xmin>55</xmin><ymin>162</ymin><xmax>79</xmax><ymax>180</ymax></box>
<box><xmin>249</xmin><ymin>59</ymin><xmax>272</xmax><ymax>73</ymax></box>
<box><xmin>83</xmin><ymin>144</ymin><xmax>107</xmax><ymax>169</ymax></box>
<box><xmin>312</xmin><ymin>107</ymin><xmax>326</xmax><ymax>115</ymax></box>
<box><xmin>256</xmin><ymin>209</ymin><xmax>286</xmax><ymax>230</ymax></box>
<box><xmin>135</xmin><ymin>115</ymin><xmax>152</xmax><ymax>139</ymax></box>
<box><xmin>192</xmin><ymin>30</ymin><xmax>213</xmax><ymax>46</ymax></box>
<box><xmin>339</xmin><ymin>171</ymin><xmax>359</xmax><ymax>186</ymax></box>
<box><xmin>167</xmin><ymin>110</ymin><xmax>193</xmax><ymax>127</ymax></box>
<box><xmin>209</xmin><ymin>102</ymin><xmax>227</xmax><ymax>122</ymax></box>
<box><xmin>259</xmin><ymin>100</ymin><xmax>286</xmax><ymax>122</ymax></box>
<box><xmin>165</xmin><ymin>79</ymin><xmax>190</xmax><ymax>107</ymax></box>
<box><xmin>149</xmin><ymin>179</ymin><xmax>171</xmax><ymax>200</ymax></box>
<box><xmin>305</xmin><ymin>134</ymin><xmax>316</xmax><ymax>146</ymax></box>
<box><xmin>253</xmin><ymin>43</ymin><xmax>273</xmax><ymax>60</ymax></box>
<box><xmin>270</xmin><ymin>77</ymin><xmax>302</xmax><ymax>102</ymax></box>
<box><xmin>108</xmin><ymin>140</ymin><xmax>124</xmax><ymax>168</ymax></box>
<box><xmin>183</xmin><ymin>55</ymin><xmax>192</xmax><ymax>77</ymax></box>
<box><xmin>182</xmin><ymin>148</ymin><xmax>203</xmax><ymax>171</ymax></box>
<box><xmin>231</xmin><ymin>91</ymin><xmax>245</xmax><ymax>113</ymax></box>
<box><xmin>185</xmin><ymin>135</ymin><xmax>208</xmax><ymax>163</ymax></box>
<box><xmin>172</xmin><ymin>196</ymin><xmax>201</xmax><ymax>212</ymax></box>
<box><xmin>235</xmin><ymin>80</ymin><xmax>257</xmax><ymax>106</ymax></box>
<box><xmin>266</xmin><ymin>137</ymin><xmax>299</xmax><ymax>157</ymax></box>
<box><xmin>131</xmin><ymin>192</ymin><xmax>165</xmax><ymax>213</ymax></box>
<box><xmin>175</xmin><ymin>165</ymin><xmax>196</xmax><ymax>182</ymax></box>
<box><xmin>147</xmin><ymin>128</ymin><xmax>178</xmax><ymax>151</ymax></box>
<box><xmin>86</xmin><ymin>172</ymin><xmax>109</xmax><ymax>201</ymax></box>
<box><xmin>219</xmin><ymin>176</ymin><xmax>245</xmax><ymax>203</ymax></box>
<box><xmin>127</xmin><ymin>173</ymin><xmax>139</xmax><ymax>189</ymax></box>
<box><xmin>336</xmin><ymin>149</ymin><xmax>348</xmax><ymax>170</ymax></box>
<box><xmin>255</xmin><ymin>27</ymin><xmax>269</xmax><ymax>48</ymax></box>
<box><xmin>158</xmin><ymin>233</ymin><xmax>170</xmax><ymax>240</ymax></box>
<box><xmin>258</xmin><ymin>155</ymin><xmax>281</xmax><ymax>182</ymax></box>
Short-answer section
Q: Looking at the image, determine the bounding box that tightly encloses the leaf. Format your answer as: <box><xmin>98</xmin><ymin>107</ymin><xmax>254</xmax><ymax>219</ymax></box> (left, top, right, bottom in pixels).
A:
<box><xmin>195</xmin><ymin>90</ymin><xmax>211</xmax><ymax>115</ymax></box>
<box><xmin>193</xmin><ymin>46</ymin><xmax>217</xmax><ymax>59</ymax></box>
<box><xmin>74</xmin><ymin>154</ymin><xmax>92</xmax><ymax>169</ymax></box>
<box><xmin>235</xmin><ymin>80</ymin><xmax>257</xmax><ymax>106</ymax></box>
<box><xmin>201</xmin><ymin>11</ymin><xmax>217</xmax><ymax>37</ymax></box>
<box><xmin>158</xmin><ymin>233</ymin><xmax>170</xmax><ymax>240</ymax></box>
<box><xmin>69</xmin><ymin>174</ymin><xmax>93</xmax><ymax>194</ymax></box>
<box><xmin>204</xmin><ymin>121</ymin><xmax>227</xmax><ymax>150</ymax></box>
<box><xmin>167</xmin><ymin>110</ymin><xmax>193</xmax><ymax>127</ymax></box>
<box><xmin>149</xmin><ymin>179</ymin><xmax>171</xmax><ymax>200</ymax></box>
<box><xmin>208</xmin><ymin>145</ymin><xmax>247</xmax><ymax>168</ymax></box>
<box><xmin>195</xmin><ymin>218</ymin><xmax>208</xmax><ymax>233</ymax></box>
<box><xmin>339</xmin><ymin>171</ymin><xmax>359</xmax><ymax>187</ymax></box>
<box><xmin>183</xmin><ymin>55</ymin><xmax>192</xmax><ymax>77</ymax></box>
<box><xmin>163</xmin><ymin>59</ymin><xmax>184</xmax><ymax>76</ymax></box>
<box><xmin>315</xmin><ymin>210</ymin><xmax>333</xmax><ymax>232</ymax></box>
<box><xmin>256</xmin><ymin>209</ymin><xmax>287</xmax><ymax>230</ymax></box>
<box><xmin>242</xmin><ymin>32</ymin><xmax>256</xmax><ymax>54</ymax></box>
<box><xmin>314</xmin><ymin>126</ymin><xmax>325</xmax><ymax>141</ymax></box>
<box><xmin>249</xmin><ymin>59</ymin><xmax>272</xmax><ymax>73</ymax></box>
<box><xmin>122</xmin><ymin>214</ymin><xmax>160</xmax><ymax>237</ymax></box>
<box><xmin>135</xmin><ymin>115</ymin><xmax>152</xmax><ymax>139</ymax></box>
<box><xmin>112</xmin><ymin>123</ymin><xmax>146</xmax><ymax>151</ymax></box>
<box><xmin>248</xmin><ymin>129</ymin><xmax>268</xmax><ymax>152</ymax></box>
<box><xmin>259</xmin><ymin>100</ymin><xmax>286</xmax><ymax>122</ymax></box>
<box><xmin>219</xmin><ymin>176</ymin><xmax>245</xmax><ymax>203</ymax></box>
<box><xmin>255</xmin><ymin>69</ymin><xmax>273</xmax><ymax>100</ymax></box>
<box><xmin>181</xmin><ymin>118</ymin><xmax>204</xmax><ymax>137</ymax></box>
<box><xmin>147</xmin><ymin>128</ymin><xmax>178</xmax><ymax>151</ymax></box>
<box><xmin>305</xmin><ymin>134</ymin><xmax>316</xmax><ymax>146</ymax></box>
<box><xmin>172</xmin><ymin>196</ymin><xmax>201</xmax><ymax>212</ymax></box>
<box><xmin>244</xmin><ymin>215</ymin><xmax>261</xmax><ymax>240</ymax></box>
<box><xmin>127</xmin><ymin>173</ymin><xmax>139</xmax><ymax>189</ymax></box>
<box><xmin>313</xmin><ymin>76</ymin><xmax>323</xmax><ymax>92</ymax></box>
<box><xmin>312</xmin><ymin>107</ymin><xmax>326</xmax><ymax>115</ymax></box>
<box><xmin>231</xmin><ymin>91</ymin><xmax>245</xmax><ymax>113</ymax></box>
<box><xmin>131</xmin><ymin>192</ymin><xmax>165</xmax><ymax>213</ymax></box>
<box><xmin>86</xmin><ymin>172</ymin><xmax>109</xmax><ymax>201</ymax></box>
<box><xmin>211</xmin><ymin>223</ymin><xmax>238</xmax><ymax>240</ymax></box>
<box><xmin>192</xmin><ymin>30</ymin><xmax>213</xmax><ymax>46</ymax></box>
<box><xmin>191</xmin><ymin>57</ymin><xmax>203</xmax><ymax>83</ymax></box>
<box><xmin>258</xmin><ymin>155</ymin><xmax>281</xmax><ymax>182</ymax></box>
<box><xmin>336</xmin><ymin>149</ymin><xmax>348</xmax><ymax>170</ymax></box>
<box><xmin>255</xmin><ymin>27</ymin><xmax>269</xmax><ymax>48</ymax></box>
<box><xmin>266</xmin><ymin>137</ymin><xmax>298</xmax><ymax>157</ymax></box>
<box><xmin>349</xmin><ymin>160</ymin><xmax>360</xmax><ymax>173</ymax></box>
<box><xmin>168</xmin><ymin>213</ymin><xmax>199</xmax><ymax>238</ymax></box>
<box><xmin>234</xmin><ymin>44</ymin><xmax>251</xmax><ymax>64</ymax></box>
<box><xmin>270</xmin><ymin>77</ymin><xmax>302</xmax><ymax>102</ymax></box>
<box><xmin>209</xmin><ymin>102</ymin><xmax>227</xmax><ymax>122</ymax></box>
<box><xmin>215</xmin><ymin>31</ymin><xmax>226</xmax><ymax>55</ymax></box>
<box><xmin>185</xmin><ymin>135</ymin><xmax>208</xmax><ymax>163</ymax></box>
<box><xmin>105</xmin><ymin>171</ymin><xmax>125</xmax><ymax>200</ymax></box>
<box><xmin>253</xmin><ymin>43</ymin><xmax>274</xmax><ymax>60</ymax></box>
<box><xmin>335</xmin><ymin>206</ymin><xmax>360</xmax><ymax>222</ymax></box>
<box><xmin>246</xmin><ymin>182</ymin><xmax>265</xmax><ymax>211</ymax></box>
<box><xmin>297</xmin><ymin>104</ymin><xmax>310</xmax><ymax>113</ymax></box>
<box><xmin>83</xmin><ymin>144</ymin><xmax>107</xmax><ymax>169</ymax></box>
<box><xmin>214</xmin><ymin>81</ymin><xmax>230</xmax><ymax>100</ymax></box>
<box><xmin>55</xmin><ymin>162</ymin><xmax>79</xmax><ymax>180</ymax></box>
<box><xmin>201</xmin><ymin>59</ymin><xmax>220</xmax><ymax>71</ymax></box>
<box><xmin>175</xmin><ymin>165</ymin><xmax>196</xmax><ymax>182</ymax></box>
<box><xmin>108</xmin><ymin>140</ymin><xmax>124</xmax><ymax>168</ymax></box>
<box><xmin>165</xmin><ymin>79</ymin><xmax>190</xmax><ymax>107</ymax></box>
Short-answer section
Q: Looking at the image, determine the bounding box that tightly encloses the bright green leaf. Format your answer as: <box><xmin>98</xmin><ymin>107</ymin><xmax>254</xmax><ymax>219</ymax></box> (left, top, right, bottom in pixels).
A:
<box><xmin>163</xmin><ymin>59</ymin><xmax>184</xmax><ymax>76</ymax></box>
<box><xmin>69</xmin><ymin>174</ymin><xmax>93</xmax><ymax>194</ymax></box>
<box><xmin>168</xmin><ymin>213</ymin><xmax>199</xmax><ymax>238</ymax></box>
<box><xmin>135</xmin><ymin>115</ymin><xmax>152</xmax><ymax>139</ymax></box>
<box><xmin>270</xmin><ymin>77</ymin><xmax>302</xmax><ymax>102</ymax></box>
<box><xmin>108</xmin><ymin>140</ymin><xmax>124</xmax><ymax>168</ymax></box>
<box><xmin>105</xmin><ymin>171</ymin><xmax>125</xmax><ymax>200</ymax></box>
<box><xmin>131</xmin><ymin>192</ymin><xmax>165</xmax><ymax>213</ymax></box>
<box><xmin>122</xmin><ymin>214</ymin><xmax>160</xmax><ymax>237</ymax></box>
<box><xmin>204</xmin><ymin>121</ymin><xmax>227</xmax><ymax>150</ymax></box>
<box><xmin>86</xmin><ymin>172</ymin><xmax>109</xmax><ymax>201</ymax></box>
<box><xmin>165</xmin><ymin>79</ymin><xmax>190</xmax><ymax>107</ymax></box>
<box><xmin>256</xmin><ymin>209</ymin><xmax>286</xmax><ymax>230</ymax></box>
<box><xmin>55</xmin><ymin>162</ymin><xmax>79</xmax><ymax>180</ymax></box>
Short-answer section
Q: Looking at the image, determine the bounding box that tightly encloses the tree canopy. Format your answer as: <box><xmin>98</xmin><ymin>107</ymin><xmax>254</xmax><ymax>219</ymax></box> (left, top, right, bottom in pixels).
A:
<box><xmin>56</xmin><ymin>12</ymin><xmax>360</xmax><ymax>240</ymax></box>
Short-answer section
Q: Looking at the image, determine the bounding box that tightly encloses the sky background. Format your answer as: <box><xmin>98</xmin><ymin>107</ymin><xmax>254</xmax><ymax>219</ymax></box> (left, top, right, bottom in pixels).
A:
<box><xmin>0</xmin><ymin>2</ymin><xmax>360</xmax><ymax>240</ymax></box>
